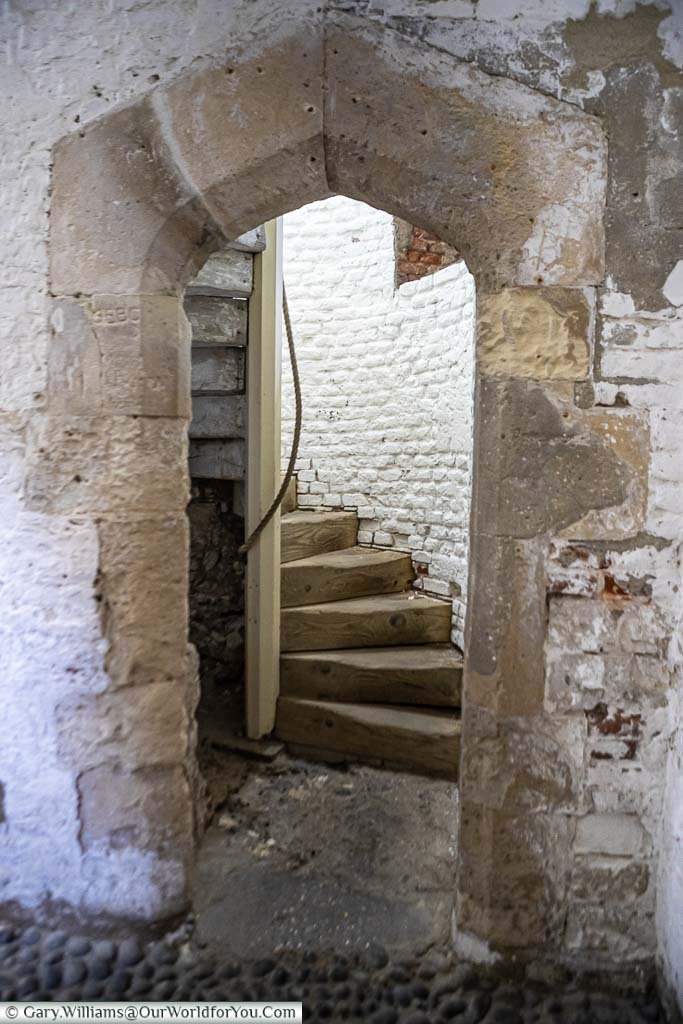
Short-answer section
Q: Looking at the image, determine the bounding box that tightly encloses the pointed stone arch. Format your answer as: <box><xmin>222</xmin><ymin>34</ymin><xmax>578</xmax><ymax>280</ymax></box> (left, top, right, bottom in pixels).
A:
<box><xmin>37</xmin><ymin>9</ymin><xmax>626</xmax><ymax>961</ymax></box>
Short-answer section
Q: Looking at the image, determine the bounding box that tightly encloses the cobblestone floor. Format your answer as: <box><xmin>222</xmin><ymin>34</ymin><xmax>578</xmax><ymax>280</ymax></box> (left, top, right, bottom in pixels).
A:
<box><xmin>0</xmin><ymin>923</ymin><xmax>667</xmax><ymax>1022</ymax></box>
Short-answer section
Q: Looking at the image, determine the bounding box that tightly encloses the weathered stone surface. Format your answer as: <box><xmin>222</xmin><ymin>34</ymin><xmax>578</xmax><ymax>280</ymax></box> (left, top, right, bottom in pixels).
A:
<box><xmin>95</xmin><ymin>516</ymin><xmax>190</xmax><ymax>690</ymax></box>
<box><xmin>325</xmin><ymin>15</ymin><xmax>606</xmax><ymax>292</ymax></box>
<box><xmin>77</xmin><ymin>763</ymin><xmax>193</xmax><ymax>856</ymax></box>
<box><xmin>595</xmin><ymin>64</ymin><xmax>683</xmax><ymax>311</ymax></box>
<box><xmin>24</xmin><ymin>415</ymin><xmax>189</xmax><ymax>515</ymax></box>
<box><xmin>50</xmin><ymin>99</ymin><xmax>217</xmax><ymax>296</ymax></box>
<box><xmin>148</xmin><ymin>30</ymin><xmax>330</xmax><ymax>240</ymax></box>
<box><xmin>56</xmin><ymin>683</ymin><xmax>188</xmax><ymax>772</ymax></box>
<box><xmin>564</xmin><ymin>899</ymin><xmax>656</xmax><ymax>962</ymax></box>
<box><xmin>564</xmin><ymin>411</ymin><xmax>649</xmax><ymax>541</ymax></box>
<box><xmin>575</xmin><ymin>813</ymin><xmax>647</xmax><ymax>858</ymax></box>
<box><xmin>477</xmin><ymin>288</ymin><xmax>591</xmax><ymax>381</ymax></box>
<box><xmin>474</xmin><ymin>380</ymin><xmax>647</xmax><ymax>540</ymax></box>
<box><xmin>545</xmin><ymin>597</ymin><xmax>672</xmax><ymax>714</ymax></box>
<box><xmin>457</xmin><ymin>802</ymin><xmax>573</xmax><ymax>950</ymax></box>
<box><xmin>465</xmin><ymin>536</ymin><xmax>546</xmax><ymax>715</ymax></box>
<box><xmin>185</xmin><ymin>295</ymin><xmax>247</xmax><ymax>347</ymax></box>
<box><xmin>570</xmin><ymin>857</ymin><xmax>650</xmax><ymax>903</ymax></box>
<box><xmin>48</xmin><ymin>294</ymin><xmax>191</xmax><ymax>417</ymax></box>
<box><xmin>460</xmin><ymin>712</ymin><xmax>586</xmax><ymax>815</ymax></box>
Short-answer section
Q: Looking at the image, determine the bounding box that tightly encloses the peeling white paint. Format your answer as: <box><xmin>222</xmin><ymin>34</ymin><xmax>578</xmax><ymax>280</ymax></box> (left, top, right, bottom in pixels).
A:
<box><xmin>663</xmin><ymin>260</ymin><xmax>683</xmax><ymax>306</ymax></box>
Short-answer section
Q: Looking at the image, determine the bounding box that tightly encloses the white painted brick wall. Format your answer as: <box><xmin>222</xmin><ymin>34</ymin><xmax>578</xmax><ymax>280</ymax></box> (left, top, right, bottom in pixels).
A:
<box><xmin>281</xmin><ymin>197</ymin><xmax>475</xmax><ymax>643</ymax></box>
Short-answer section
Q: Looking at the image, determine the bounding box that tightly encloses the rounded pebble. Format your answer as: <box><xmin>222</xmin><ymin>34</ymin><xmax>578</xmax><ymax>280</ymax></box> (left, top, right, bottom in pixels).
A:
<box><xmin>92</xmin><ymin>940</ymin><xmax>116</xmax><ymax>962</ymax></box>
<box><xmin>89</xmin><ymin>959</ymin><xmax>113</xmax><ymax>982</ymax></box>
<box><xmin>62</xmin><ymin>959</ymin><xmax>87</xmax><ymax>987</ymax></box>
<box><xmin>44</xmin><ymin>931</ymin><xmax>68</xmax><ymax>952</ymax></box>
<box><xmin>0</xmin><ymin>923</ymin><xmax>665</xmax><ymax>1023</ymax></box>
<box><xmin>152</xmin><ymin>980</ymin><xmax>175</xmax><ymax>999</ymax></box>
<box><xmin>150</xmin><ymin>944</ymin><xmax>177</xmax><ymax>967</ymax></box>
<box><xmin>17</xmin><ymin>975</ymin><xmax>38</xmax><ymax>998</ymax></box>
<box><xmin>22</xmin><ymin>927</ymin><xmax>42</xmax><ymax>947</ymax></box>
<box><xmin>109</xmin><ymin>969</ymin><xmax>131</xmax><ymax>995</ymax></box>
<box><xmin>65</xmin><ymin>937</ymin><xmax>91</xmax><ymax>958</ymax></box>
<box><xmin>118</xmin><ymin>939</ymin><xmax>143</xmax><ymax>967</ymax></box>
<box><xmin>39</xmin><ymin>964</ymin><xmax>62</xmax><ymax>991</ymax></box>
<box><xmin>82</xmin><ymin>981</ymin><xmax>103</xmax><ymax>999</ymax></box>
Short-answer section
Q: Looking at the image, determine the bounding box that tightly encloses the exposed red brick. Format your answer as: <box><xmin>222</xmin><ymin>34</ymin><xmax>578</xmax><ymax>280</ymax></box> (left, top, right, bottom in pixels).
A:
<box><xmin>395</xmin><ymin>222</ymin><xmax>461</xmax><ymax>286</ymax></box>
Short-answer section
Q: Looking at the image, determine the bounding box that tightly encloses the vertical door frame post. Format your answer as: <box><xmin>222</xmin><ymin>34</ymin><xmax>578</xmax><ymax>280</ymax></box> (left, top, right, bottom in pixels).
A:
<box><xmin>245</xmin><ymin>218</ymin><xmax>283</xmax><ymax>738</ymax></box>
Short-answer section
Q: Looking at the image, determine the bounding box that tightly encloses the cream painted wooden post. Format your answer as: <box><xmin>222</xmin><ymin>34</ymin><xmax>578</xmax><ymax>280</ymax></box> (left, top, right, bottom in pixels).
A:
<box><xmin>246</xmin><ymin>218</ymin><xmax>283</xmax><ymax>738</ymax></box>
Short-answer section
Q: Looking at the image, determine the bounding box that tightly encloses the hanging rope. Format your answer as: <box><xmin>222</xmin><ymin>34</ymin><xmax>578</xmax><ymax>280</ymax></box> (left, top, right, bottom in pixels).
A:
<box><xmin>239</xmin><ymin>284</ymin><xmax>302</xmax><ymax>555</ymax></box>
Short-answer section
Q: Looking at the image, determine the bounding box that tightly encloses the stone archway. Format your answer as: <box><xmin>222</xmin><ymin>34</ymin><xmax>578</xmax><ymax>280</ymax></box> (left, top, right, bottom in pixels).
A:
<box><xmin>35</xmin><ymin>10</ymin><xmax>630</xmax><ymax>963</ymax></box>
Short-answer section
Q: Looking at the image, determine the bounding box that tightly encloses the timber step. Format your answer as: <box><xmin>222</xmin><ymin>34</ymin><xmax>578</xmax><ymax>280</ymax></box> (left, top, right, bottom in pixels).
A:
<box><xmin>281</xmin><ymin>510</ymin><xmax>358</xmax><ymax>563</ymax></box>
<box><xmin>275</xmin><ymin>698</ymin><xmax>461</xmax><ymax>780</ymax></box>
<box><xmin>281</xmin><ymin>591</ymin><xmax>452</xmax><ymax>653</ymax></box>
<box><xmin>280</xmin><ymin>644</ymin><xmax>462</xmax><ymax>707</ymax></box>
<box><xmin>281</xmin><ymin>546</ymin><xmax>414</xmax><ymax>608</ymax></box>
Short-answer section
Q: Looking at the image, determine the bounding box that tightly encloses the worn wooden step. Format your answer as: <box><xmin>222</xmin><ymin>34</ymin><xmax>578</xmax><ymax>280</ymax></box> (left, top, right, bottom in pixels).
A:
<box><xmin>281</xmin><ymin>591</ymin><xmax>451</xmax><ymax>652</ymax></box>
<box><xmin>185</xmin><ymin>294</ymin><xmax>247</xmax><ymax>347</ymax></box>
<box><xmin>275</xmin><ymin>698</ymin><xmax>461</xmax><ymax>780</ymax></box>
<box><xmin>191</xmin><ymin>347</ymin><xmax>244</xmax><ymax>396</ymax></box>
<box><xmin>189</xmin><ymin>439</ymin><xmax>244</xmax><ymax>481</ymax></box>
<box><xmin>187</xmin><ymin>249</ymin><xmax>253</xmax><ymax>298</ymax></box>
<box><xmin>282</xmin><ymin>546</ymin><xmax>413</xmax><ymax>608</ymax></box>
<box><xmin>281</xmin><ymin>475</ymin><xmax>298</xmax><ymax>516</ymax></box>
<box><xmin>281</xmin><ymin>510</ymin><xmax>358</xmax><ymax>564</ymax></box>
<box><xmin>280</xmin><ymin>644</ymin><xmax>462</xmax><ymax>706</ymax></box>
<box><xmin>190</xmin><ymin>395</ymin><xmax>244</xmax><ymax>439</ymax></box>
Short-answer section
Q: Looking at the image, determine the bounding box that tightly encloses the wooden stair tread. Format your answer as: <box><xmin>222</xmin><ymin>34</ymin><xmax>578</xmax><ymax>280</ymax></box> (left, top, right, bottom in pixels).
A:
<box><xmin>280</xmin><ymin>643</ymin><xmax>462</xmax><ymax>706</ymax></box>
<box><xmin>281</xmin><ymin>510</ymin><xmax>358</xmax><ymax>563</ymax></box>
<box><xmin>275</xmin><ymin>697</ymin><xmax>461</xmax><ymax>780</ymax></box>
<box><xmin>281</xmin><ymin>546</ymin><xmax>413</xmax><ymax>607</ymax></box>
<box><xmin>281</xmin><ymin>591</ymin><xmax>452</xmax><ymax>652</ymax></box>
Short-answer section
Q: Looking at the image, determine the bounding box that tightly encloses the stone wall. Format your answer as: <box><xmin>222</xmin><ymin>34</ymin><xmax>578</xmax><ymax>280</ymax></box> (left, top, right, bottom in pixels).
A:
<box><xmin>282</xmin><ymin>197</ymin><xmax>475</xmax><ymax>641</ymax></box>
<box><xmin>0</xmin><ymin>0</ymin><xmax>681</xmax><ymax>1003</ymax></box>
<box><xmin>187</xmin><ymin>480</ymin><xmax>245</xmax><ymax>730</ymax></box>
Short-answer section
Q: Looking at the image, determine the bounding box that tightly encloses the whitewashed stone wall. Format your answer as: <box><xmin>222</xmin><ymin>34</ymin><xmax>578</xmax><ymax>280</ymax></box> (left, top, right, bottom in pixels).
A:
<box><xmin>282</xmin><ymin>197</ymin><xmax>475</xmax><ymax>640</ymax></box>
<box><xmin>0</xmin><ymin>0</ymin><xmax>680</xmax><ymax>1002</ymax></box>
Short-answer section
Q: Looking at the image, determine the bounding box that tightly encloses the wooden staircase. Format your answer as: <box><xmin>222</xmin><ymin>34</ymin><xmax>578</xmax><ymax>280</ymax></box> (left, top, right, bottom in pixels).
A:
<box><xmin>274</xmin><ymin>482</ymin><xmax>462</xmax><ymax>779</ymax></box>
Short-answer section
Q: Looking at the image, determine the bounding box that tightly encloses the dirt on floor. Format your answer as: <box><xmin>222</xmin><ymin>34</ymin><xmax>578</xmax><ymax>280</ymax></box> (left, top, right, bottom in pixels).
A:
<box><xmin>193</xmin><ymin>739</ymin><xmax>459</xmax><ymax>961</ymax></box>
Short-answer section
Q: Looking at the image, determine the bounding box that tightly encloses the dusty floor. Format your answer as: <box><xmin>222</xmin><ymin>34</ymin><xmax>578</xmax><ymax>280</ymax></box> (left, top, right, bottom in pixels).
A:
<box><xmin>0</xmin><ymin>745</ymin><xmax>667</xmax><ymax>1019</ymax></box>
<box><xmin>194</xmin><ymin>741</ymin><xmax>459</xmax><ymax>960</ymax></box>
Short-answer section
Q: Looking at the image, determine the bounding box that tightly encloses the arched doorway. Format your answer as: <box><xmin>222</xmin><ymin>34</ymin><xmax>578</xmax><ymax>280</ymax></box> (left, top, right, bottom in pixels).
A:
<box><xmin>41</xmin><ymin>11</ymin><xmax>623</xmax><ymax>965</ymax></box>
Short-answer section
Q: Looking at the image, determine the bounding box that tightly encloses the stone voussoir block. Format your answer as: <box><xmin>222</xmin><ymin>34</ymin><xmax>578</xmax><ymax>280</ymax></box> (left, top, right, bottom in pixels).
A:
<box><xmin>477</xmin><ymin>287</ymin><xmax>592</xmax><ymax>381</ymax></box>
<box><xmin>50</xmin><ymin>98</ymin><xmax>215</xmax><ymax>296</ymax></box>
